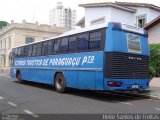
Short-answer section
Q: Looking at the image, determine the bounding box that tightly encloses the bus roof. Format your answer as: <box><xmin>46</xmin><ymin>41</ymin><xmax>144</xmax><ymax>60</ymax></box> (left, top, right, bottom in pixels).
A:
<box><xmin>13</xmin><ymin>22</ymin><xmax>145</xmax><ymax>49</ymax></box>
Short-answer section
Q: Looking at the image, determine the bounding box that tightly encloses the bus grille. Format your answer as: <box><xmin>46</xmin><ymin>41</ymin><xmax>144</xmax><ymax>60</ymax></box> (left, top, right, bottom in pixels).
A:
<box><xmin>105</xmin><ymin>52</ymin><xmax>149</xmax><ymax>79</ymax></box>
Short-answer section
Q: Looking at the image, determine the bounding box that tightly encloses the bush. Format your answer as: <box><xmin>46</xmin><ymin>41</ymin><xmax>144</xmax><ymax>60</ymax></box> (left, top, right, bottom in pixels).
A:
<box><xmin>149</xmin><ymin>44</ymin><xmax>160</xmax><ymax>78</ymax></box>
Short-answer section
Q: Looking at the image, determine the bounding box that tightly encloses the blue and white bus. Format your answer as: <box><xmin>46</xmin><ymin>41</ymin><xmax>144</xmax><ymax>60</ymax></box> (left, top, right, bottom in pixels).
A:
<box><xmin>10</xmin><ymin>22</ymin><xmax>150</xmax><ymax>93</ymax></box>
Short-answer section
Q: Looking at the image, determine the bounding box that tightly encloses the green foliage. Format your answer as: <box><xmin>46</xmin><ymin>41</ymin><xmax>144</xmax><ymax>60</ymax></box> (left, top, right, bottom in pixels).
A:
<box><xmin>149</xmin><ymin>44</ymin><xmax>160</xmax><ymax>78</ymax></box>
<box><xmin>0</xmin><ymin>21</ymin><xmax>8</xmax><ymax>29</ymax></box>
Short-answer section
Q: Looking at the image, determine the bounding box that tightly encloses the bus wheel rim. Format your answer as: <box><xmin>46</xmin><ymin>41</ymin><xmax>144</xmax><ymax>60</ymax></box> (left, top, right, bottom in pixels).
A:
<box><xmin>56</xmin><ymin>77</ymin><xmax>63</xmax><ymax>90</ymax></box>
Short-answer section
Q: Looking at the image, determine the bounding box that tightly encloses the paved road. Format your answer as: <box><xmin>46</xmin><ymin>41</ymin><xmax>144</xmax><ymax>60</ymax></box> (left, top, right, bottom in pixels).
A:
<box><xmin>0</xmin><ymin>76</ymin><xmax>160</xmax><ymax>119</ymax></box>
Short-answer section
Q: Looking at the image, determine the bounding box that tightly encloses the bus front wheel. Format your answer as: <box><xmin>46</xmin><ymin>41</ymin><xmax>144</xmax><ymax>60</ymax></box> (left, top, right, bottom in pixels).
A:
<box><xmin>55</xmin><ymin>73</ymin><xmax>66</xmax><ymax>93</ymax></box>
<box><xmin>16</xmin><ymin>71</ymin><xmax>23</xmax><ymax>84</ymax></box>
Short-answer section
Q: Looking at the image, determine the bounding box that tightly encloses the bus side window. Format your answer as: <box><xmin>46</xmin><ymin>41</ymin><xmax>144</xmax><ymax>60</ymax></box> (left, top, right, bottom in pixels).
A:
<box><xmin>32</xmin><ymin>44</ymin><xmax>37</xmax><ymax>57</ymax></box>
<box><xmin>53</xmin><ymin>39</ymin><xmax>60</xmax><ymax>54</ymax></box>
<box><xmin>24</xmin><ymin>46</ymin><xmax>28</xmax><ymax>57</ymax></box>
<box><xmin>60</xmin><ymin>37</ymin><xmax>68</xmax><ymax>53</ymax></box>
<box><xmin>17</xmin><ymin>47</ymin><xmax>24</xmax><ymax>58</ymax></box>
<box><xmin>47</xmin><ymin>40</ymin><xmax>54</xmax><ymax>55</ymax></box>
<box><xmin>12</xmin><ymin>48</ymin><xmax>17</xmax><ymax>57</ymax></box>
<box><xmin>36</xmin><ymin>43</ymin><xmax>42</xmax><ymax>56</ymax></box>
<box><xmin>77</xmin><ymin>33</ymin><xmax>89</xmax><ymax>51</ymax></box>
<box><xmin>89</xmin><ymin>31</ymin><xmax>102</xmax><ymax>50</ymax></box>
<box><xmin>20</xmin><ymin>47</ymin><xmax>25</xmax><ymax>57</ymax></box>
<box><xmin>28</xmin><ymin>45</ymin><xmax>33</xmax><ymax>57</ymax></box>
<box><xmin>42</xmin><ymin>42</ymin><xmax>48</xmax><ymax>56</ymax></box>
<box><xmin>17</xmin><ymin>48</ymin><xmax>21</xmax><ymax>58</ymax></box>
<box><xmin>69</xmin><ymin>36</ymin><xmax>76</xmax><ymax>52</ymax></box>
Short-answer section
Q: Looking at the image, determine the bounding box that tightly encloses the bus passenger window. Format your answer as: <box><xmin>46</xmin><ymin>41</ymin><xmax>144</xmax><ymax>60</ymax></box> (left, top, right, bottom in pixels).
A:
<box><xmin>28</xmin><ymin>45</ymin><xmax>33</xmax><ymax>57</ymax></box>
<box><xmin>24</xmin><ymin>46</ymin><xmax>28</xmax><ymax>57</ymax></box>
<box><xmin>69</xmin><ymin>36</ymin><xmax>76</xmax><ymax>52</ymax></box>
<box><xmin>60</xmin><ymin>37</ymin><xmax>68</xmax><ymax>53</ymax></box>
<box><xmin>32</xmin><ymin>44</ymin><xmax>37</xmax><ymax>56</ymax></box>
<box><xmin>77</xmin><ymin>33</ymin><xmax>89</xmax><ymax>51</ymax></box>
<box><xmin>89</xmin><ymin>31</ymin><xmax>101</xmax><ymax>50</ymax></box>
<box><xmin>12</xmin><ymin>48</ymin><xmax>18</xmax><ymax>57</ymax></box>
<box><xmin>47</xmin><ymin>40</ymin><xmax>54</xmax><ymax>55</ymax></box>
<box><xmin>36</xmin><ymin>43</ymin><xmax>42</xmax><ymax>56</ymax></box>
<box><xmin>53</xmin><ymin>39</ymin><xmax>60</xmax><ymax>54</ymax></box>
<box><xmin>42</xmin><ymin>42</ymin><xmax>48</xmax><ymax>56</ymax></box>
<box><xmin>17</xmin><ymin>48</ymin><xmax>21</xmax><ymax>57</ymax></box>
<box><xmin>21</xmin><ymin>47</ymin><xmax>25</xmax><ymax>57</ymax></box>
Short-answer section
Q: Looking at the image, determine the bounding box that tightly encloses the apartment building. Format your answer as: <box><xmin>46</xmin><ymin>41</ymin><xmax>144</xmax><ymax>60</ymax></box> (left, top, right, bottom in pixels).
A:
<box><xmin>49</xmin><ymin>2</ymin><xmax>76</xmax><ymax>30</ymax></box>
<box><xmin>0</xmin><ymin>20</ymin><xmax>66</xmax><ymax>68</ymax></box>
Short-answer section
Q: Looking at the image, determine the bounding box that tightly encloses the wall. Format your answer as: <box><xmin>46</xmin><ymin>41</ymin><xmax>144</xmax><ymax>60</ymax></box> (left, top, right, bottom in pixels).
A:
<box><xmin>111</xmin><ymin>7</ymin><xmax>134</xmax><ymax>25</ymax></box>
<box><xmin>85</xmin><ymin>7</ymin><xmax>112</xmax><ymax>27</ymax></box>
<box><xmin>148</xmin><ymin>22</ymin><xmax>160</xmax><ymax>44</ymax></box>
<box><xmin>148</xmin><ymin>9</ymin><xmax>160</xmax><ymax>22</ymax></box>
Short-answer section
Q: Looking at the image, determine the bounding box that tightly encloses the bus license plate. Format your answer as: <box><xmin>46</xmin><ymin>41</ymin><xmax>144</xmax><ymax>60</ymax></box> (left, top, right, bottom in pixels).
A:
<box><xmin>132</xmin><ymin>85</ymin><xmax>139</xmax><ymax>89</ymax></box>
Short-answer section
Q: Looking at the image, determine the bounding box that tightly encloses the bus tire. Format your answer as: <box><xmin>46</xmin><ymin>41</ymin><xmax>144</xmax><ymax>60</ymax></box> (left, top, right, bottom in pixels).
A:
<box><xmin>16</xmin><ymin>71</ymin><xmax>23</xmax><ymax>84</ymax></box>
<box><xmin>55</xmin><ymin>73</ymin><xmax>66</xmax><ymax>93</ymax></box>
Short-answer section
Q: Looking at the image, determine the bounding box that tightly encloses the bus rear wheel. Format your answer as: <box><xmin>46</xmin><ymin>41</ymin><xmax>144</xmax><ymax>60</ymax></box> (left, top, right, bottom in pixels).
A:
<box><xmin>16</xmin><ymin>71</ymin><xmax>23</xmax><ymax>83</ymax></box>
<box><xmin>55</xmin><ymin>73</ymin><xmax>66</xmax><ymax>93</ymax></box>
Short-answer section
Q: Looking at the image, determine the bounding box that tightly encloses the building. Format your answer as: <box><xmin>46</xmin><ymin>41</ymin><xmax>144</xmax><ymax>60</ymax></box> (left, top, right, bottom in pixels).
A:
<box><xmin>77</xmin><ymin>2</ymin><xmax>160</xmax><ymax>28</ymax></box>
<box><xmin>0</xmin><ymin>20</ymin><xmax>66</xmax><ymax>69</ymax></box>
<box><xmin>144</xmin><ymin>16</ymin><xmax>160</xmax><ymax>44</ymax></box>
<box><xmin>49</xmin><ymin>2</ymin><xmax>76</xmax><ymax>30</ymax></box>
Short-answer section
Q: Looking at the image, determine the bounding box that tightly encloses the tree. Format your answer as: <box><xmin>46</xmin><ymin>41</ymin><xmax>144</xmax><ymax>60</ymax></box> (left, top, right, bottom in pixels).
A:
<box><xmin>149</xmin><ymin>44</ymin><xmax>160</xmax><ymax>78</ymax></box>
<box><xmin>0</xmin><ymin>21</ymin><xmax>8</xmax><ymax>29</ymax></box>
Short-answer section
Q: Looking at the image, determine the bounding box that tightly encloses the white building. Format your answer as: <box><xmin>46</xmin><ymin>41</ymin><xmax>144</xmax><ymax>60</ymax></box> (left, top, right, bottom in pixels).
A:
<box><xmin>77</xmin><ymin>2</ymin><xmax>160</xmax><ymax>28</ymax></box>
<box><xmin>49</xmin><ymin>2</ymin><xmax>76</xmax><ymax>30</ymax></box>
<box><xmin>144</xmin><ymin>16</ymin><xmax>160</xmax><ymax>44</ymax></box>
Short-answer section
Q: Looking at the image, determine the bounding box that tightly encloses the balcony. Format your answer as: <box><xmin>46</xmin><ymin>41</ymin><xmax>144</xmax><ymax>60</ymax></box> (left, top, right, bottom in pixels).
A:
<box><xmin>0</xmin><ymin>49</ymin><xmax>6</xmax><ymax>55</ymax></box>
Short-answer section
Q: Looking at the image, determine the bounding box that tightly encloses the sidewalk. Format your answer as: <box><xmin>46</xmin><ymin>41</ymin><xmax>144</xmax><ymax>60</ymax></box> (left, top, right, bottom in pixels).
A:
<box><xmin>0</xmin><ymin>69</ymin><xmax>10</xmax><ymax>76</ymax></box>
<box><xmin>149</xmin><ymin>77</ymin><xmax>160</xmax><ymax>87</ymax></box>
<box><xmin>148</xmin><ymin>78</ymin><xmax>160</xmax><ymax>99</ymax></box>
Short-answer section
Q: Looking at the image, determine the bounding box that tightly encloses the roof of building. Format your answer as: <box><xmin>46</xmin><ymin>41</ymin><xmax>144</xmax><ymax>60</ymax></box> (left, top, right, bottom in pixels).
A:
<box><xmin>79</xmin><ymin>2</ymin><xmax>136</xmax><ymax>13</ymax></box>
<box><xmin>79</xmin><ymin>2</ymin><xmax>160</xmax><ymax>12</ymax></box>
<box><xmin>144</xmin><ymin>15</ymin><xmax>160</xmax><ymax>30</ymax></box>
<box><xmin>115</xmin><ymin>1</ymin><xmax>160</xmax><ymax>11</ymax></box>
<box><xmin>0</xmin><ymin>20</ymin><xmax>66</xmax><ymax>36</ymax></box>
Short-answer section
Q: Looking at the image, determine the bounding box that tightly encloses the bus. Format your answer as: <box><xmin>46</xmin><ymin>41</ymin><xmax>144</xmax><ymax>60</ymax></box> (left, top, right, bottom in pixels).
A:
<box><xmin>10</xmin><ymin>22</ymin><xmax>150</xmax><ymax>93</ymax></box>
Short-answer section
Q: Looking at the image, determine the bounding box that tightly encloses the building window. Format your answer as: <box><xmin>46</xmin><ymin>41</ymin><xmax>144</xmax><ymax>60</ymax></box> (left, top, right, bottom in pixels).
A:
<box><xmin>137</xmin><ymin>14</ymin><xmax>146</xmax><ymax>28</ymax></box>
<box><xmin>8</xmin><ymin>38</ymin><xmax>11</xmax><ymax>49</ymax></box>
<box><xmin>25</xmin><ymin>37</ymin><xmax>35</xmax><ymax>44</ymax></box>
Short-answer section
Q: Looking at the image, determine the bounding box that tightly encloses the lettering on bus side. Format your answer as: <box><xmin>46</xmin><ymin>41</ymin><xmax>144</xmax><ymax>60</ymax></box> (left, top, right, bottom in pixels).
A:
<box><xmin>14</xmin><ymin>56</ymin><xmax>95</xmax><ymax>67</ymax></box>
<box><xmin>81</xmin><ymin>56</ymin><xmax>94</xmax><ymax>65</ymax></box>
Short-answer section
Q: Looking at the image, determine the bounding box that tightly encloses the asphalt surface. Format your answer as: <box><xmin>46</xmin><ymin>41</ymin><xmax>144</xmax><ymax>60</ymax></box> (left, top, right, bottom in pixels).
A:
<box><xmin>0</xmin><ymin>76</ymin><xmax>160</xmax><ymax>119</ymax></box>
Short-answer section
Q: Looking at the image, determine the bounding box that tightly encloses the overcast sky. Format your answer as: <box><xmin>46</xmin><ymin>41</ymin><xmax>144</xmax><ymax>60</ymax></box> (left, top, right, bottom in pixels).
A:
<box><xmin>0</xmin><ymin>0</ymin><xmax>160</xmax><ymax>24</ymax></box>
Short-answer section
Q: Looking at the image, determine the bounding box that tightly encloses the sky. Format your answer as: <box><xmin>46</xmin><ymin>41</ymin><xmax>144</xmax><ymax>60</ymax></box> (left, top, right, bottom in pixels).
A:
<box><xmin>0</xmin><ymin>0</ymin><xmax>160</xmax><ymax>24</ymax></box>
